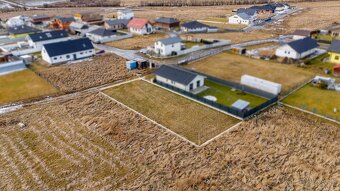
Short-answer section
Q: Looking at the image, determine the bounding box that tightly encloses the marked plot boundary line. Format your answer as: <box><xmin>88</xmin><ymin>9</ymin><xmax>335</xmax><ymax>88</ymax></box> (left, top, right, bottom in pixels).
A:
<box><xmin>99</xmin><ymin>92</ymin><xmax>201</xmax><ymax>147</ymax></box>
<box><xmin>280</xmin><ymin>103</ymin><xmax>340</xmax><ymax>125</ymax></box>
<box><xmin>99</xmin><ymin>79</ymin><xmax>245</xmax><ymax>147</ymax></box>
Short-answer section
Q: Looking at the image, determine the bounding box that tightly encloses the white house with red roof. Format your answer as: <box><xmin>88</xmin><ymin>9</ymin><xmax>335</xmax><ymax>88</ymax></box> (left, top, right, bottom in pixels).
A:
<box><xmin>127</xmin><ymin>18</ymin><xmax>153</xmax><ymax>35</ymax></box>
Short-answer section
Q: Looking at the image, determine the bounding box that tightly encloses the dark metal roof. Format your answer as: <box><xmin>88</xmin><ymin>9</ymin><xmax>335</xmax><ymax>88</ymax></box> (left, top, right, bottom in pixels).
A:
<box><xmin>55</xmin><ymin>17</ymin><xmax>76</xmax><ymax>22</ymax></box>
<box><xmin>28</xmin><ymin>30</ymin><xmax>69</xmax><ymax>42</ymax></box>
<box><xmin>31</xmin><ymin>15</ymin><xmax>50</xmax><ymax>20</ymax></box>
<box><xmin>158</xmin><ymin>37</ymin><xmax>182</xmax><ymax>45</ymax></box>
<box><xmin>155</xmin><ymin>17</ymin><xmax>179</xmax><ymax>24</ymax></box>
<box><xmin>237</xmin><ymin>8</ymin><xmax>257</xmax><ymax>16</ymax></box>
<box><xmin>250</xmin><ymin>4</ymin><xmax>276</xmax><ymax>11</ymax></box>
<box><xmin>181</xmin><ymin>21</ymin><xmax>212</xmax><ymax>29</ymax></box>
<box><xmin>287</xmin><ymin>37</ymin><xmax>319</xmax><ymax>54</ymax></box>
<box><xmin>43</xmin><ymin>38</ymin><xmax>94</xmax><ymax>57</ymax></box>
<box><xmin>105</xmin><ymin>19</ymin><xmax>129</xmax><ymax>26</ymax></box>
<box><xmin>328</xmin><ymin>40</ymin><xmax>340</xmax><ymax>53</ymax></box>
<box><xmin>87</xmin><ymin>28</ymin><xmax>118</xmax><ymax>37</ymax></box>
<box><xmin>154</xmin><ymin>65</ymin><xmax>203</xmax><ymax>86</ymax></box>
<box><xmin>7</xmin><ymin>25</ymin><xmax>41</xmax><ymax>35</ymax></box>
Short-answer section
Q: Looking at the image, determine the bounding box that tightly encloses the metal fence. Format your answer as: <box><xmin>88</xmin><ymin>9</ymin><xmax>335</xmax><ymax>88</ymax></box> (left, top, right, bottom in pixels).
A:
<box><xmin>154</xmin><ymin>79</ymin><xmax>278</xmax><ymax>119</ymax></box>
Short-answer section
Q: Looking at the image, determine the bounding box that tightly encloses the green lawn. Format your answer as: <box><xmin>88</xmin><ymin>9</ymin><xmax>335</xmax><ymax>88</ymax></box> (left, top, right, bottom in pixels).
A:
<box><xmin>198</xmin><ymin>80</ymin><xmax>268</xmax><ymax>108</ymax></box>
<box><xmin>184</xmin><ymin>41</ymin><xmax>205</xmax><ymax>49</ymax></box>
<box><xmin>0</xmin><ymin>70</ymin><xmax>58</xmax><ymax>105</ymax></box>
<box><xmin>283</xmin><ymin>84</ymin><xmax>340</xmax><ymax>121</ymax></box>
<box><xmin>305</xmin><ymin>53</ymin><xmax>340</xmax><ymax>81</ymax></box>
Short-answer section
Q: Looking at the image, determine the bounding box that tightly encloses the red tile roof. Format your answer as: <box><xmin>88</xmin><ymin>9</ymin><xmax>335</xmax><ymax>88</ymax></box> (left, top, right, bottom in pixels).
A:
<box><xmin>334</xmin><ymin>65</ymin><xmax>340</xmax><ymax>73</ymax></box>
<box><xmin>127</xmin><ymin>18</ymin><xmax>149</xmax><ymax>29</ymax></box>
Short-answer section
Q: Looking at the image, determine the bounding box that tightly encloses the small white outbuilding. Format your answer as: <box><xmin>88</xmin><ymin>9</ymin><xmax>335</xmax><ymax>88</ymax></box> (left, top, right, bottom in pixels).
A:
<box><xmin>241</xmin><ymin>75</ymin><xmax>282</xmax><ymax>95</ymax></box>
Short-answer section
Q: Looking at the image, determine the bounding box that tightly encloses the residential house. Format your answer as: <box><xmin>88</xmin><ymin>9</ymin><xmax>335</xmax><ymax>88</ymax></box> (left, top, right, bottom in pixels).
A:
<box><xmin>328</xmin><ymin>40</ymin><xmax>340</xmax><ymax>64</ymax></box>
<box><xmin>86</xmin><ymin>28</ymin><xmax>130</xmax><ymax>43</ymax></box>
<box><xmin>228</xmin><ymin>12</ymin><xmax>255</xmax><ymax>25</ymax></box>
<box><xmin>6</xmin><ymin>16</ymin><xmax>29</xmax><ymax>28</ymax></box>
<box><xmin>117</xmin><ymin>9</ymin><xmax>134</xmax><ymax>20</ymax></box>
<box><xmin>74</xmin><ymin>12</ymin><xmax>103</xmax><ymax>25</ymax></box>
<box><xmin>69</xmin><ymin>22</ymin><xmax>89</xmax><ymax>35</ymax></box>
<box><xmin>7</xmin><ymin>25</ymin><xmax>41</xmax><ymax>38</ymax></box>
<box><xmin>154</xmin><ymin>65</ymin><xmax>206</xmax><ymax>92</ymax></box>
<box><xmin>292</xmin><ymin>29</ymin><xmax>311</xmax><ymax>40</ymax></box>
<box><xmin>41</xmin><ymin>38</ymin><xmax>95</xmax><ymax>65</ymax></box>
<box><xmin>154</xmin><ymin>17</ymin><xmax>180</xmax><ymax>30</ymax></box>
<box><xmin>275</xmin><ymin>37</ymin><xmax>319</xmax><ymax>59</ymax></box>
<box><xmin>333</xmin><ymin>65</ymin><xmax>340</xmax><ymax>76</ymax></box>
<box><xmin>181</xmin><ymin>21</ymin><xmax>218</xmax><ymax>33</ymax></box>
<box><xmin>31</xmin><ymin>15</ymin><xmax>51</xmax><ymax>25</ymax></box>
<box><xmin>154</xmin><ymin>37</ymin><xmax>182</xmax><ymax>56</ymax></box>
<box><xmin>54</xmin><ymin>17</ymin><xmax>76</xmax><ymax>30</ymax></box>
<box><xmin>127</xmin><ymin>18</ymin><xmax>153</xmax><ymax>35</ymax></box>
<box><xmin>26</xmin><ymin>30</ymin><xmax>70</xmax><ymax>50</ymax></box>
<box><xmin>330</xmin><ymin>28</ymin><xmax>340</xmax><ymax>37</ymax></box>
<box><xmin>104</xmin><ymin>19</ymin><xmax>129</xmax><ymax>30</ymax></box>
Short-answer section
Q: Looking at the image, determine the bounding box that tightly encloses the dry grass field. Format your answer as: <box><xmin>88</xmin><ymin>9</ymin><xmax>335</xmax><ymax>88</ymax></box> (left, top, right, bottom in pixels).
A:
<box><xmin>0</xmin><ymin>91</ymin><xmax>339</xmax><ymax>190</ymax></box>
<box><xmin>282</xmin><ymin>1</ymin><xmax>340</xmax><ymax>33</ymax></box>
<box><xmin>185</xmin><ymin>52</ymin><xmax>314</xmax><ymax>94</ymax></box>
<box><xmin>105</xmin><ymin>33</ymin><xmax>167</xmax><ymax>50</ymax></box>
<box><xmin>103</xmin><ymin>80</ymin><xmax>240</xmax><ymax>145</ymax></box>
<box><xmin>181</xmin><ymin>30</ymin><xmax>275</xmax><ymax>43</ymax></box>
<box><xmin>0</xmin><ymin>70</ymin><xmax>58</xmax><ymax>105</ymax></box>
<box><xmin>33</xmin><ymin>54</ymin><xmax>142</xmax><ymax>93</ymax></box>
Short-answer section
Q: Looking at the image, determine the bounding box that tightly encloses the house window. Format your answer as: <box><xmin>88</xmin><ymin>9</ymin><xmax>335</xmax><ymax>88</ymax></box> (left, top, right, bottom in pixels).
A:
<box><xmin>66</xmin><ymin>55</ymin><xmax>70</xmax><ymax>59</ymax></box>
<box><xmin>53</xmin><ymin>57</ymin><xmax>57</xmax><ymax>60</ymax></box>
<box><xmin>80</xmin><ymin>52</ymin><xmax>83</xmax><ymax>55</ymax></box>
<box><xmin>335</xmin><ymin>56</ymin><xmax>339</xmax><ymax>60</ymax></box>
<box><xmin>196</xmin><ymin>80</ymin><xmax>200</xmax><ymax>87</ymax></box>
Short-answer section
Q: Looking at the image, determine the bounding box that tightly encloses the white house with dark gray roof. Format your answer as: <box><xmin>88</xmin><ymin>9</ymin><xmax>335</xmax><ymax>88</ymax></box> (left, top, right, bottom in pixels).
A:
<box><xmin>154</xmin><ymin>65</ymin><xmax>206</xmax><ymax>92</ymax></box>
<box><xmin>41</xmin><ymin>38</ymin><xmax>95</xmax><ymax>65</ymax></box>
<box><xmin>275</xmin><ymin>37</ymin><xmax>319</xmax><ymax>59</ymax></box>
<box><xmin>181</xmin><ymin>21</ymin><xmax>218</xmax><ymax>33</ymax></box>
<box><xmin>26</xmin><ymin>30</ymin><xmax>70</xmax><ymax>50</ymax></box>
<box><xmin>228</xmin><ymin>12</ymin><xmax>255</xmax><ymax>25</ymax></box>
<box><xmin>154</xmin><ymin>37</ymin><xmax>182</xmax><ymax>56</ymax></box>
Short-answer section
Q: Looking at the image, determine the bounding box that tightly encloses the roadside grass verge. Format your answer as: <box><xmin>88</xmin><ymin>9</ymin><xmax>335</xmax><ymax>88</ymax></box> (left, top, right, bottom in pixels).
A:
<box><xmin>282</xmin><ymin>83</ymin><xmax>340</xmax><ymax>122</ymax></box>
<box><xmin>102</xmin><ymin>80</ymin><xmax>240</xmax><ymax>145</ymax></box>
<box><xmin>0</xmin><ymin>70</ymin><xmax>58</xmax><ymax>105</ymax></box>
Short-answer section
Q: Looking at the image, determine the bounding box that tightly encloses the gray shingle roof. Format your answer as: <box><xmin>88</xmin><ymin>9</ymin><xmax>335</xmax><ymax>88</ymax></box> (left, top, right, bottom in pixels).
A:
<box><xmin>105</xmin><ymin>19</ymin><xmax>129</xmax><ymax>26</ymax></box>
<box><xmin>181</xmin><ymin>21</ymin><xmax>209</xmax><ymax>29</ymax></box>
<box><xmin>232</xmin><ymin>99</ymin><xmax>250</xmax><ymax>110</ymax></box>
<box><xmin>158</xmin><ymin>37</ymin><xmax>182</xmax><ymax>45</ymax></box>
<box><xmin>56</xmin><ymin>17</ymin><xmax>76</xmax><ymax>22</ymax></box>
<box><xmin>7</xmin><ymin>25</ymin><xmax>41</xmax><ymax>35</ymax></box>
<box><xmin>155</xmin><ymin>17</ymin><xmax>179</xmax><ymax>24</ymax></box>
<box><xmin>287</xmin><ymin>37</ymin><xmax>319</xmax><ymax>54</ymax></box>
<box><xmin>28</xmin><ymin>30</ymin><xmax>68</xmax><ymax>42</ymax></box>
<box><xmin>328</xmin><ymin>40</ymin><xmax>340</xmax><ymax>53</ymax></box>
<box><xmin>237</xmin><ymin>8</ymin><xmax>257</xmax><ymax>16</ymax></box>
<box><xmin>31</xmin><ymin>15</ymin><xmax>50</xmax><ymax>20</ymax></box>
<box><xmin>155</xmin><ymin>65</ymin><xmax>203</xmax><ymax>86</ymax></box>
<box><xmin>43</xmin><ymin>38</ymin><xmax>94</xmax><ymax>57</ymax></box>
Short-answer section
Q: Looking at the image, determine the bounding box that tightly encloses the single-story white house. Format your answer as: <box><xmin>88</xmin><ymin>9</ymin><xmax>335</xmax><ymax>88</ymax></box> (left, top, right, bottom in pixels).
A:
<box><xmin>26</xmin><ymin>30</ymin><xmax>70</xmax><ymax>50</ymax></box>
<box><xmin>127</xmin><ymin>18</ymin><xmax>153</xmax><ymax>35</ymax></box>
<box><xmin>154</xmin><ymin>37</ymin><xmax>182</xmax><ymax>56</ymax></box>
<box><xmin>275</xmin><ymin>37</ymin><xmax>319</xmax><ymax>59</ymax></box>
<box><xmin>117</xmin><ymin>9</ymin><xmax>134</xmax><ymax>20</ymax></box>
<box><xmin>228</xmin><ymin>13</ymin><xmax>255</xmax><ymax>25</ymax></box>
<box><xmin>41</xmin><ymin>38</ymin><xmax>95</xmax><ymax>65</ymax></box>
<box><xmin>154</xmin><ymin>65</ymin><xmax>206</xmax><ymax>92</ymax></box>
<box><xmin>291</xmin><ymin>29</ymin><xmax>311</xmax><ymax>40</ymax></box>
<box><xmin>181</xmin><ymin>21</ymin><xmax>218</xmax><ymax>33</ymax></box>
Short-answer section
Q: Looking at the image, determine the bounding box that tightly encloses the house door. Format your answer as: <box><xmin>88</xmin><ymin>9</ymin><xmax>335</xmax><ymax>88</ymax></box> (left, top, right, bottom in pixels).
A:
<box><xmin>196</xmin><ymin>80</ymin><xmax>200</xmax><ymax>87</ymax></box>
<box><xmin>189</xmin><ymin>83</ymin><xmax>193</xmax><ymax>91</ymax></box>
<box><xmin>73</xmin><ymin>54</ymin><xmax>77</xmax><ymax>60</ymax></box>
